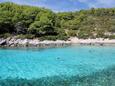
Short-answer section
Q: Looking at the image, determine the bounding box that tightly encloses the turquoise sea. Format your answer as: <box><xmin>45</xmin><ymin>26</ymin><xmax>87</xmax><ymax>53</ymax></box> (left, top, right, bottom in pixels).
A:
<box><xmin>0</xmin><ymin>45</ymin><xmax>115</xmax><ymax>86</ymax></box>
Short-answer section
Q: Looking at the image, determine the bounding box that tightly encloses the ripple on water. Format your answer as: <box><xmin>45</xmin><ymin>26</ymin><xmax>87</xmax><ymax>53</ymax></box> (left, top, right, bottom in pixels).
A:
<box><xmin>0</xmin><ymin>45</ymin><xmax>115</xmax><ymax>79</ymax></box>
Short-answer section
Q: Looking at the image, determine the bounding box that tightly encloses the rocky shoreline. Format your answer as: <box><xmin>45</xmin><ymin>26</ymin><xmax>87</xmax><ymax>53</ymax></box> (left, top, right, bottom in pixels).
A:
<box><xmin>0</xmin><ymin>38</ymin><xmax>71</xmax><ymax>47</ymax></box>
<box><xmin>0</xmin><ymin>37</ymin><xmax>115</xmax><ymax>47</ymax></box>
<box><xmin>69</xmin><ymin>37</ymin><xmax>115</xmax><ymax>45</ymax></box>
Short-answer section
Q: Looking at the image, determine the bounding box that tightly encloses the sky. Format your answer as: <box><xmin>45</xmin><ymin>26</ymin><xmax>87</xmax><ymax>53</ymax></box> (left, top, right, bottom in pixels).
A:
<box><xmin>0</xmin><ymin>0</ymin><xmax>115</xmax><ymax>12</ymax></box>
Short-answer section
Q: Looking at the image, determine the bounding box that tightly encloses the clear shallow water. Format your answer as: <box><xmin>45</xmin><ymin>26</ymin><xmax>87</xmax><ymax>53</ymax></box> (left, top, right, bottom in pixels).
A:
<box><xmin>0</xmin><ymin>45</ymin><xmax>115</xmax><ymax>79</ymax></box>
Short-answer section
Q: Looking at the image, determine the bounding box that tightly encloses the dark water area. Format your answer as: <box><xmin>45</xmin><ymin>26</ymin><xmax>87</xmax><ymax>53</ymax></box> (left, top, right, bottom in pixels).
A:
<box><xmin>0</xmin><ymin>66</ymin><xmax>115</xmax><ymax>86</ymax></box>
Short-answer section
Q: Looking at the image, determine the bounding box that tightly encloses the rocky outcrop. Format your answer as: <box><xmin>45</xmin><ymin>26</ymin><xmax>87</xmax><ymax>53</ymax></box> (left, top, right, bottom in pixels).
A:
<box><xmin>0</xmin><ymin>39</ymin><xmax>6</xmax><ymax>45</ymax></box>
<box><xmin>0</xmin><ymin>37</ymin><xmax>115</xmax><ymax>47</ymax></box>
<box><xmin>0</xmin><ymin>38</ymin><xmax>71</xmax><ymax>47</ymax></box>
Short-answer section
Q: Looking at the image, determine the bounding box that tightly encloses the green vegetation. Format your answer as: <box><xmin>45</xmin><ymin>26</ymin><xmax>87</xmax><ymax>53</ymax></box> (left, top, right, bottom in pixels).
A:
<box><xmin>0</xmin><ymin>2</ymin><xmax>115</xmax><ymax>40</ymax></box>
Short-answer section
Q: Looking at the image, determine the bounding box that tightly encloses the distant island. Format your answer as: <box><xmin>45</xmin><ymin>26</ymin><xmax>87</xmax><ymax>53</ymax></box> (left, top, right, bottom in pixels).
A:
<box><xmin>0</xmin><ymin>2</ymin><xmax>115</xmax><ymax>47</ymax></box>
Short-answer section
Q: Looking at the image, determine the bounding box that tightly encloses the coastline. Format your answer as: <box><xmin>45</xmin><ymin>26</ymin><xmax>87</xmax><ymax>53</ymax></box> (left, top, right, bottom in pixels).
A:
<box><xmin>0</xmin><ymin>37</ymin><xmax>115</xmax><ymax>47</ymax></box>
<box><xmin>69</xmin><ymin>37</ymin><xmax>115</xmax><ymax>45</ymax></box>
<box><xmin>0</xmin><ymin>38</ymin><xmax>71</xmax><ymax>47</ymax></box>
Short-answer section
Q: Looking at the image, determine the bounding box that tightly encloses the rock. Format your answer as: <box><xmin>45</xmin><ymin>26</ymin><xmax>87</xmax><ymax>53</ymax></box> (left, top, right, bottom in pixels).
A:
<box><xmin>0</xmin><ymin>38</ymin><xmax>71</xmax><ymax>47</ymax></box>
<box><xmin>18</xmin><ymin>39</ymin><xmax>29</xmax><ymax>47</ymax></box>
<box><xmin>0</xmin><ymin>39</ymin><xmax>6</xmax><ymax>45</ymax></box>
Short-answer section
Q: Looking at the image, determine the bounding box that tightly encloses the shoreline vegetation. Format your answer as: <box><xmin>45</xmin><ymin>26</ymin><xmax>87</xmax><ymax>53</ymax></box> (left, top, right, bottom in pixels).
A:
<box><xmin>0</xmin><ymin>2</ymin><xmax>115</xmax><ymax>86</ymax></box>
<box><xmin>0</xmin><ymin>37</ymin><xmax>115</xmax><ymax>47</ymax></box>
<box><xmin>0</xmin><ymin>3</ymin><xmax>115</xmax><ymax>40</ymax></box>
<box><xmin>0</xmin><ymin>2</ymin><xmax>115</xmax><ymax>47</ymax></box>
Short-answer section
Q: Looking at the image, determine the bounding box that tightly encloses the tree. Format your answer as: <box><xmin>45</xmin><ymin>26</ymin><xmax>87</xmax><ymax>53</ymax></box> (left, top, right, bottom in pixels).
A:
<box><xmin>28</xmin><ymin>20</ymin><xmax>55</xmax><ymax>36</ymax></box>
<box><xmin>14</xmin><ymin>22</ymin><xmax>27</xmax><ymax>34</ymax></box>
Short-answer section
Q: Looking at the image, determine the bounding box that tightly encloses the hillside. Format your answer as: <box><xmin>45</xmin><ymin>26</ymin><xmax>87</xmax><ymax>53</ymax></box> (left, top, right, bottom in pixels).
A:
<box><xmin>0</xmin><ymin>2</ymin><xmax>115</xmax><ymax>40</ymax></box>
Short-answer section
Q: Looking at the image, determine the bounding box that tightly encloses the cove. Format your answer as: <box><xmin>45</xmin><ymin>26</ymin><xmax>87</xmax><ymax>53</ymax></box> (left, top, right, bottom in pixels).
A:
<box><xmin>0</xmin><ymin>45</ymin><xmax>115</xmax><ymax>80</ymax></box>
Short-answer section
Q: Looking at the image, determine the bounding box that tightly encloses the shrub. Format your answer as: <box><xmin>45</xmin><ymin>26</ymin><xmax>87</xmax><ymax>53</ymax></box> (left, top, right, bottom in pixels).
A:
<box><xmin>67</xmin><ymin>30</ymin><xmax>77</xmax><ymax>36</ymax></box>
<box><xmin>39</xmin><ymin>35</ymin><xmax>69</xmax><ymax>41</ymax></box>
<box><xmin>16</xmin><ymin>34</ymin><xmax>35</xmax><ymax>39</ymax></box>
<box><xmin>39</xmin><ymin>36</ymin><xmax>58</xmax><ymax>41</ymax></box>
<box><xmin>0</xmin><ymin>33</ymin><xmax>12</xmax><ymax>38</ymax></box>
<box><xmin>109</xmin><ymin>35</ymin><xmax>115</xmax><ymax>39</ymax></box>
